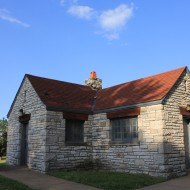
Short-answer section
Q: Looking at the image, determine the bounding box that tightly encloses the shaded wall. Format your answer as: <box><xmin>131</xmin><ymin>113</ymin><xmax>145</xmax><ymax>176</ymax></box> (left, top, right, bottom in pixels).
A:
<box><xmin>163</xmin><ymin>72</ymin><xmax>189</xmax><ymax>178</ymax></box>
<box><xmin>7</xmin><ymin>78</ymin><xmax>47</xmax><ymax>172</ymax></box>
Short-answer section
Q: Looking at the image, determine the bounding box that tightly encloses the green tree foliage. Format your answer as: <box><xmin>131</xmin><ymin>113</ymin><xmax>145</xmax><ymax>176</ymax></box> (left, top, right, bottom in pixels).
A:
<box><xmin>0</xmin><ymin>118</ymin><xmax>7</xmax><ymax>132</ymax></box>
<box><xmin>0</xmin><ymin>118</ymin><xmax>8</xmax><ymax>159</ymax></box>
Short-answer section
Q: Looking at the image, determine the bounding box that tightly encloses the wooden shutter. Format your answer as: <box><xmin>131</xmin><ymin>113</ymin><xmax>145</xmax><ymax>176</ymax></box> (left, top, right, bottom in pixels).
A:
<box><xmin>63</xmin><ymin>112</ymin><xmax>88</xmax><ymax>121</ymax></box>
<box><xmin>107</xmin><ymin>107</ymin><xmax>140</xmax><ymax>119</ymax></box>
<box><xmin>19</xmin><ymin>114</ymin><xmax>31</xmax><ymax>124</ymax></box>
<box><xmin>180</xmin><ymin>107</ymin><xmax>190</xmax><ymax>117</ymax></box>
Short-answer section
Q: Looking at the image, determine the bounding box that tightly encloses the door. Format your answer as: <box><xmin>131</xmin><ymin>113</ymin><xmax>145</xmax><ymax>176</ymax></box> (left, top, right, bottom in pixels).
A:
<box><xmin>184</xmin><ymin>119</ymin><xmax>190</xmax><ymax>169</ymax></box>
<box><xmin>20</xmin><ymin>123</ymin><xmax>28</xmax><ymax>166</ymax></box>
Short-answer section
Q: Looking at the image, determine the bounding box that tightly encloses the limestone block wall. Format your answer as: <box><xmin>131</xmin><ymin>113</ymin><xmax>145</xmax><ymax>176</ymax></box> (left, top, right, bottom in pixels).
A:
<box><xmin>7</xmin><ymin>77</ymin><xmax>47</xmax><ymax>172</ymax></box>
<box><xmin>7</xmin><ymin>69</ymin><xmax>189</xmax><ymax>177</ymax></box>
<box><xmin>92</xmin><ymin>105</ymin><xmax>166</xmax><ymax>177</ymax></box>
<box><xmin>45</xmin><ymin>111</ymin><xmax>93</xmax><ymax>171</ymax></box>
<box><xmin>163</xmin><ymin>71</ymin><xmax>189</xmax><ymax>178</ymax></box>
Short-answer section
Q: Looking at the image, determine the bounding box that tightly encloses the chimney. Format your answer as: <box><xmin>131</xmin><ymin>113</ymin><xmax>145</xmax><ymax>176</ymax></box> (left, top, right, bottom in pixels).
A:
<box><xmin>85</xmin><ymin>71</ymin><xmax>102</xmax><ymax>90</ymax></box>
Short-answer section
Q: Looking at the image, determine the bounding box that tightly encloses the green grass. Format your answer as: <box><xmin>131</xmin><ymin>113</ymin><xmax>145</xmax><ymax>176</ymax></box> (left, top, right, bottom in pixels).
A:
<box><xmin>49</xmin><ymin>170</ymin><xmax>165</xmax><ymax>190</ymax></box>
<box><xmin>0</xmin><ymin>175</ymin><xmax>33</xmax><ymax>190</ymax></box>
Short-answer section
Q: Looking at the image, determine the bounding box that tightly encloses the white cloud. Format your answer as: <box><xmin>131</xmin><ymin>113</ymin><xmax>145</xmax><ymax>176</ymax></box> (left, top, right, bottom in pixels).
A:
<box><xmin>0</xmin><ymin>9</ymin><xmax>30</xmax><ymax>27</ymax></box>
<box><xmin>60</xmin><ymin>0</ymin><xmax>78</xmax><ymax>6</ymax></box>
<box><xmin>99</xmin><ymin>4</ymin><xmax>133</xmax><ymax>40</ymax></box>
<box><xmin>68</xmin><ymin>5</ymin><xmax>94</xmax><ymax>20</ymax></box>
<box><xmin>60</xmin><ymin>2</ymin><xmax>134</xmax><ymax>41</ymax></box>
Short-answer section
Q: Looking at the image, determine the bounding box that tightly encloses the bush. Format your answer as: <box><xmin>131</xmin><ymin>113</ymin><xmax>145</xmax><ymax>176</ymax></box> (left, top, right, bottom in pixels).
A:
<box><xmin>0</xmin><ymin>118</ymin><xmax>7</xmax><ymax>159</ymax></box>
<box><xmin>0</xmin><ymin>131</ymin><xmax>7</xmax><ymax>158</ymax></box>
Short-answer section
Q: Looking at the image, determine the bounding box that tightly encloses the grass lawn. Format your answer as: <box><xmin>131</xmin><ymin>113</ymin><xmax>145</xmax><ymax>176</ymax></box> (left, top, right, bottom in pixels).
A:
<box><xmin>49</xmin><ymin>170</ymin><xmax>165</xmax><ymax>190</ymax></box>
<box><xmin>0</xmin><ymin>157</ymin><xmax>33</xmax><ymax>190</ymax></box>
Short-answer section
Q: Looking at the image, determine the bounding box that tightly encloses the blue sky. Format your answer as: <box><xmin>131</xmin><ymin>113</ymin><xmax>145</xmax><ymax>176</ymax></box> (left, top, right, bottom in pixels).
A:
<box><xmin>0</xmin><ymin>0</ymin><xmax>190</xmax><ymax>118</ymax></box>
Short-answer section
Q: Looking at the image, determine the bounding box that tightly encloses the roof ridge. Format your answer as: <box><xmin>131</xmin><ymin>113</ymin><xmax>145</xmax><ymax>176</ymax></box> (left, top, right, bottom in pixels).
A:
<box><xmin>100</xmin><ymin>66</ymin><xmax>186</xmax><ymax>91</ymax></box>
<box><xmin>91</xmin><ymin>91</ymin><xmax>99</xmax><ymax>113</ymax></box>
<box><xmin>26</xmin><ymin>66</ymin><xmax>186</xmax><ymax>91</ymax></box>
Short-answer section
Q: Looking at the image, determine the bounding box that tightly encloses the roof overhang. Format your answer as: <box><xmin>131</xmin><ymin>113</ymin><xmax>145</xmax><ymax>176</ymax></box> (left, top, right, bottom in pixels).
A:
<box><xmin>93</xmin><ymin>99</ymin><xmax>164</xmax><ymax>114</ymax></box>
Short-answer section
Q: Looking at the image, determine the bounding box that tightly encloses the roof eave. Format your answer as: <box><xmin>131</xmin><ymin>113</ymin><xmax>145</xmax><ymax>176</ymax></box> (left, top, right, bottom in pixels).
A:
<box><xmin>46</xmin><ymin>106</ymin><xmax>93</xmax><ymax>115</ymax></box>
<box><xmin>93</xmin><ymin>99</ymin><xmax>164</xmax><ymax>114</ymax></box>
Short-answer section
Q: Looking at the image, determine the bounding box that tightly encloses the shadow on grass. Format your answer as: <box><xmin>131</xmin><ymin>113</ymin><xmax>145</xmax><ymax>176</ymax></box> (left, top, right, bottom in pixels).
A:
<box><xmin>49</xmin><ymin>170</ymin><xmax>165</xmax><ymax>190</ymax></box>
<box><xmin>0</xmin><ymin>175</ymin><xmax>32</xmax><ymax>190</ymax></box>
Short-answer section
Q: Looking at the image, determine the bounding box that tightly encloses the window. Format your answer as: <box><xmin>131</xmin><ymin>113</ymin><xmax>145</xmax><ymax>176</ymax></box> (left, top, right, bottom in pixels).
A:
<box><xmin>111</xmin><ymin>117</ymin><xmax>138</xmax><ymax>144</ymax></box>
<box><xmin>65</xmin><ymin>119</ymin><xmax>84</xmax><ymax>144</ymax></box>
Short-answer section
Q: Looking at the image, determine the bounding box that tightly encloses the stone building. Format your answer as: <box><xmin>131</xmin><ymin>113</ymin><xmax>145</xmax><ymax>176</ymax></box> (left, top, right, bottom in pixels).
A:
<box><xmin>7</xmin><ymin>67</ymin><xmax>190</xmax><ymax>179</ymax></box>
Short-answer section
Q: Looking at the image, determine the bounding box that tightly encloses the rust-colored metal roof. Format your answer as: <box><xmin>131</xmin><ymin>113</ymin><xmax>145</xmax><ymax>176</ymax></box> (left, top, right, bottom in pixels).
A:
<box><xmin>26</xmin><ymin>75</ymin><xmax>97</xmax><ymax>113</ymax></box>
<box><xmin>94</xmin><ymin>67</ymin><xmax>186</xmax><ymax>111</ymax></box>
<box><xmin>26</xmin><ymin>67</ymin><xmax>186</xmax><ymax>114</ymax></box>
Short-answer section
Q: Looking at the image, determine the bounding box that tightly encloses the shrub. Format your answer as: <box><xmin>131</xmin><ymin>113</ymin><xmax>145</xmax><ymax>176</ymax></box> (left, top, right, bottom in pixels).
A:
<box><xmin>0</xmin><ymin>131</ymin><xmax>7</xmax><ymax>158</ymax></box>
<box><xmin>0</xmin><ymin>118</ymin><xmax>7</xmax><ymax>159</ymax></box>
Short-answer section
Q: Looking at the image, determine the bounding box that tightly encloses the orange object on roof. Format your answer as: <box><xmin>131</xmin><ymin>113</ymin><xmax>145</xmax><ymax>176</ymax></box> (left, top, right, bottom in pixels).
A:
<box><xmin>90</xmin><ymin>71</ymin><xmax>97</xmax><ymax>79</ymax></box>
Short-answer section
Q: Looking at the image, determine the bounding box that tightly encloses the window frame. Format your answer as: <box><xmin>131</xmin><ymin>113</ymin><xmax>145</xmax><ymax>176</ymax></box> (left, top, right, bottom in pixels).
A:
<box><xmin>65</xmin><ymin>119</ymin><xmax>85</xmax><ymax>145</ymax></box>
<box><xmin>111</xmin><ymin>117</ymin><xmax>139</xmax><ymax>145</ymax></box>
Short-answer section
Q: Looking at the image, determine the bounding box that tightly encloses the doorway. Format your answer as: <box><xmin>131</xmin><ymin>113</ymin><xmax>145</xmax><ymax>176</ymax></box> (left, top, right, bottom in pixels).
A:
<box><xmin>20</xmin><ymin>123</ymin><xmax>28</xmax><ymax>166</ymax></box>
<box><xmin>183</xmin><ymin>119</ymin><xmax>190</xmax><ymax>169</ymax></box>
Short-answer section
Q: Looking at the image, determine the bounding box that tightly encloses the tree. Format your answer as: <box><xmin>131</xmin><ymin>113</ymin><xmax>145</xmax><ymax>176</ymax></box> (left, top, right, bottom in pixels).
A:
<box><xmin>0</xmin><ymin>118</ymin><xmax>8</xmax><ymax>159</ymax></box>
<box><xmin>0</xmin><ymin>118</ymin><xmax>7</xmax><ymax>132</ymax></box>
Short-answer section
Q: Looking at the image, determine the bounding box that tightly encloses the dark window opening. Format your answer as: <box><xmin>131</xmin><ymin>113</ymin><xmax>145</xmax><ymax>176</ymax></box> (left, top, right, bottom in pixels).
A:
<box><xmin>65</xmin><ymin>119</ymin><xmax>84</xmax><ymax>144</ymax></box>
<box><xmin>111</xmin><ymin>117</ymin><xmax>138</xmax><ymax>144</ymax></box>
